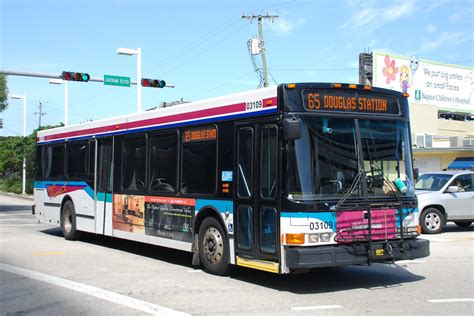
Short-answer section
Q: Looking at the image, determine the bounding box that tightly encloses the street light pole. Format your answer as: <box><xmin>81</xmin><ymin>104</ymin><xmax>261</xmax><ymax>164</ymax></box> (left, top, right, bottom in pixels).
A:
<box><xmin>9</xmin><ymin>94</ymin><xmax>27</xmax><ymax>195</ymax></box>
<box><xmin>117</xmin><ymin>47</ymin><xmax>142</xmax><ymax>112</ymax></box>
<box><xmin>49</xmin><ymin>79</ymin><xmax>69</xmax><ymax>125</ymax></box>
<box><xmin>64</xmin><ymin>81</ymin><xmax>68</xmax><ymax>125</ymax></box>
<box><xmin>136</xmin><ymin>48</ymin><xmax>142</xmax><ymax>113</ymax></box>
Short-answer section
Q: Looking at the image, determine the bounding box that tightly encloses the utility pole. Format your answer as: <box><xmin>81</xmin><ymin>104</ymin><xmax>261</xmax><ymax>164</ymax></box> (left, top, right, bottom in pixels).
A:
<box><xmin>242</xmin><ymin>14</ymin><xmax>278</xmax><ymax>88</ymax></box>
<box><xmin>34</xmin><ymin>101</ymin><xmax>46</xmax><ymax>129</ymax></box>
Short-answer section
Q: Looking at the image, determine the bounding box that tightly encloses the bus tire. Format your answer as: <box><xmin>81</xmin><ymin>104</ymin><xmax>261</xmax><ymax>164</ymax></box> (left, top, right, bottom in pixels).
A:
<box><xmin>61</xmin><ymin>200</ymin><xmax>81</xmax><ymax>240</ymax></box>
<box><xmin>198</xmin><ymin>217</ymin><xmax>230</xmax><ymax>276</ymax></box>
<box><xmin>420</xmin><ymin>207</ymin><xmax>444</xmax><ymax>234</ymax></box>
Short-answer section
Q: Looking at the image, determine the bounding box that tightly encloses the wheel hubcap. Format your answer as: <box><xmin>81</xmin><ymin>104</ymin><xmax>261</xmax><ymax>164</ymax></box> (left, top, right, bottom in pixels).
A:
<box><xmin>203</xmin><ymin>227</ymin><xmax>224</xmax><ymax>264</ymax></box>
<box><xmin>64</xmin><ymin>212</ymin><xmax>72</xmax><ymax>233</ymax></box>
<box><xmin>425</xmin><ymin>213</ymin><xmax>440</xmax><ymax>231</ymax></box>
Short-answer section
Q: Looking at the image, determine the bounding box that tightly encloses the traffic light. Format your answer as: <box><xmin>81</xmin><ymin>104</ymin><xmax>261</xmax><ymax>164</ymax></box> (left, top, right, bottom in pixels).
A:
<box><xmin>61</xmin><ymin>71</ymin><xmax>90</xmax><ymax>82</ymax></box>
<box><xmin>141</xmin><ymin>78</ymin><xmax>166</xmax><ymax>88</ymax></box>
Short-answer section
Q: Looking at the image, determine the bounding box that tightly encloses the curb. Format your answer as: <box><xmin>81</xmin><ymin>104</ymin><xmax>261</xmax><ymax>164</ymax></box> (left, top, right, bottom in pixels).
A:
<box><xmin>0</xmin><ymin>191</ymin><xmax>34</xmax><ymax>201</ymax></box>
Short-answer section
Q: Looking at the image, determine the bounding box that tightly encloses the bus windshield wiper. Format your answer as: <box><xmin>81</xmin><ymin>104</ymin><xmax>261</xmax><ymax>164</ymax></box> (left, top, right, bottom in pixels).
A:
<box><xmin>332</xmin><ymin>168</ymin><xmax>363</xmax><ymax>211</ymax></box>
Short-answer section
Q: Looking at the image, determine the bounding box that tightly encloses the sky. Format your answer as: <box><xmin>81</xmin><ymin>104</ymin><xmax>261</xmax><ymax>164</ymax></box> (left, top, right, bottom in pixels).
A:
<box><xmin>1</xmin><ymin>0</ymin><xmax>473</xmax><ymax>136</ymax></box>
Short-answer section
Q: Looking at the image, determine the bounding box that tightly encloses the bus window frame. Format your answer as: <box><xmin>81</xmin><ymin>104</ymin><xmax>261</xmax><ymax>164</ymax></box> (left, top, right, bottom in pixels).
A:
<box><xmin>44</xmin><ymin>143</ymin><xmax>66</xmax><ymax>180</ymax></box>
<box><xmin>260</xmin><ymin>124</ymin><xmax>279</xmax><ymax>200</ymax></box>
<box><xmin>179</xmin><ymin>124</ymin><xmax>219</xmax><ymax>197</ymax></box>
<box><xmin>65</xmin><ymin>140</ymin><xmax>90</xmax><ymax>181</ymax></box>
<box><xmin>120</xmin><ymin>133</ymin><xmax>148</xmax><ymax>194</ymax></box>
<box><xmin>148</xmin><ymin>129</ymin><xmax>180</xmax><ymax>195</ymax></box>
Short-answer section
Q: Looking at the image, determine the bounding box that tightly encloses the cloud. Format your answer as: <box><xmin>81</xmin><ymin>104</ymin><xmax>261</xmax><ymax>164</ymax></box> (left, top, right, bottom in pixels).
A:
<box><xmin>450</xmin><ymin>9</ymin><xmax>474</xmax><ymax>23</ymax></box>
<box><xmin>415</xmin><ymin>31</ymin><xmax>473</xmax><ymax>54</ymax></box>
<box><xmin>267</xmin><ymin>17</ymin><xmax>307</xmax><ymax>36</ymax></box>
<box><xmin>427</xmin><ymin>0</ymin><xmax>453</xmax><ymax>12</ymax></box>
<box><xmin>426</xmin><ymin>24</ymin><xmax>437</xmax><ymax>33</ymax></box>
<box><xmin>341</xmin><ymin>0</ymin><xmax>415</xmax><ymax>30</ymax></box>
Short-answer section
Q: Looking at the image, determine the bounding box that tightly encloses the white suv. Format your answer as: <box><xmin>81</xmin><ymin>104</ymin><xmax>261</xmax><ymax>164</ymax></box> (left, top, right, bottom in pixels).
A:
<box><xmin>415</xmin><ymin>170</ymin><xmax>474</xmax><ymax>234</ymax></box>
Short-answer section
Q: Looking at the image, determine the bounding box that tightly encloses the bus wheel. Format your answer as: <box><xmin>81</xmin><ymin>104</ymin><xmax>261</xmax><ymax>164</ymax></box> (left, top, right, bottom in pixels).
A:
<box><xmin>61</xmin><ymin>200</ymin><xmax>81</xmax><ymax>240</ymax></box>
<box><xmin>198</xmin><ymin>217</ymin><xmax>230</xmax><ymax>276</ymax></box>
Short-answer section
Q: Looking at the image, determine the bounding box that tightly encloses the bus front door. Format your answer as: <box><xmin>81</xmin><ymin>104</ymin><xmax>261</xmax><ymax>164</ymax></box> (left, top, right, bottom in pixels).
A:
<box><xmin>95</xmin><ymin>139</ymin><xmax>113</xmax><ymax>235</ymax></box>
<box><xmin>234</xmin><ymin>123</ymin><xmax>279</xmax><ymax>270</ymax></box>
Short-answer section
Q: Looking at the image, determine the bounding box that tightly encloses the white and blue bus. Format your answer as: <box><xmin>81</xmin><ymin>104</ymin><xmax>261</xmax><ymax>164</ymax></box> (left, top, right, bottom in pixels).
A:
<box><xmin>34</xmin><ymin>83</ymin><xmax>429</xmax><ymax>275</ymax></box>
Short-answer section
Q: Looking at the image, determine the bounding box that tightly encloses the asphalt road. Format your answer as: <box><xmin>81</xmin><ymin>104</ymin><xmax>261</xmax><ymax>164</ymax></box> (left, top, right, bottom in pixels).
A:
<box><xmin>1</xmin><ymin>194</ymin><xmax>473</xmax><ymax>315</ymax></box>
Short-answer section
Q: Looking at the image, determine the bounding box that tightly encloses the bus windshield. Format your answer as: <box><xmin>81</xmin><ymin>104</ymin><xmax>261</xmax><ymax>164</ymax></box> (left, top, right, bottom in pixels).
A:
<box><xmin>287</xmin><ymin>117</ymin><xmax>415</xmax><ymax>201</ymax></box>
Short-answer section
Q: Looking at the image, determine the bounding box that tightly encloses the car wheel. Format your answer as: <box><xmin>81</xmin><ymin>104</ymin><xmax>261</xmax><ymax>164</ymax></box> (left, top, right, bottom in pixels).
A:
<box><xmin>61</xmin><ymin>200</ymin><xmax>81</xmax><ymax>240</ymax></box>
<box><xmin>454</xmin><ymin>221</ymin><xmax>472</xmax><ymax>227</ymax></box>
<box><xmin>420</xmin><ymin>207</ymin><xmax>444</xmax><ymax>234</ymax></box>
<box><xmin>198</xmin><ymin>217</ymin><xmax>230</xmax><ymax>276</ymax></box>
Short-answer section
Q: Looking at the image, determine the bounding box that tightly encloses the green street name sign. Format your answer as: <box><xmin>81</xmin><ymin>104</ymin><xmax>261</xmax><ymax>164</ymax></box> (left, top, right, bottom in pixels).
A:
<box><xmin>104</xmin><ymin>75</ymin><xmax>130</xmax><ymax>87</ymax></box>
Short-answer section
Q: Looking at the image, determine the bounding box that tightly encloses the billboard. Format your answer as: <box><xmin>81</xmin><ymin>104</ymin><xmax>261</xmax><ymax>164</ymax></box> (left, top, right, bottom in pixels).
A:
<box><xmin>372</xmin><ymin>51</ymin><xmax>474</xmax><ymax>114</ymax></box>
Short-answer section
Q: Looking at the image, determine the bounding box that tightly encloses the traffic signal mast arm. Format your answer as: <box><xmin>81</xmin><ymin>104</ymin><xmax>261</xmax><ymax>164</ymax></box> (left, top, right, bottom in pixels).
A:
<box><xmin>0</xmin><ymin>69</ymin><xmax>175</xmax><ymax>87</ymax></box>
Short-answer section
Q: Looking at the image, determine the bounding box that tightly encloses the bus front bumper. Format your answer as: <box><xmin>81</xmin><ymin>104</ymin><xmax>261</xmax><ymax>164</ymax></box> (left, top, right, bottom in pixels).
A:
<box><xmin>285</xmin><ymin>238</ymin><xmax>429</xmax><ymax>269</ymax></box>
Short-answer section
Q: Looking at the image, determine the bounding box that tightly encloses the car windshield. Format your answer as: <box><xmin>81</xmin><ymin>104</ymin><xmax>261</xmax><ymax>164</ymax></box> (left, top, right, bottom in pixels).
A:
<box><xmin>415</xmin><ymin>174</ymin><xmax>453</xmax><ymax>191</ymax></box>
<box><xmin>286</xmin><ymin>117</ymin><xmax>415</xmax><ymax>201</ymax></box>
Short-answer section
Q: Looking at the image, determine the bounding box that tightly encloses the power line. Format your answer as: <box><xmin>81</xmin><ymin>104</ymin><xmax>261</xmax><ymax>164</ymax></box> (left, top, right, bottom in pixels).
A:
<box><xmin>74</xmin><ymin>19</ymin><xmax>243</xmax><ymax>108</ymax></box>
<box><xmin>269</xmin><ymin>67</ymin><xmax>357</xmax><ymax>71</ymax></box>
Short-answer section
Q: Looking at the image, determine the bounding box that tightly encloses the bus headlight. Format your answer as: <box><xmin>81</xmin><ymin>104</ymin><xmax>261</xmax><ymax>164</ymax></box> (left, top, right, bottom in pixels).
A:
<box><xmin>308</xmin><ymin>234</ymin><xmax>319</xmax><ymax>243</ymax></box>
<box><xmin>320</xmin><ymin>233</ymin><xmax>331</xmax><ymax>242</ymax></box>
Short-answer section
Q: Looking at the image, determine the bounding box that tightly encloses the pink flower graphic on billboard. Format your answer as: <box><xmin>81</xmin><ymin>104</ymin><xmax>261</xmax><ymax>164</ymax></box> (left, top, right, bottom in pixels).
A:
<box><xmin>382</xmin><ymin>55</ymin><xmax>399</xmax><ymax>84</ymax></box>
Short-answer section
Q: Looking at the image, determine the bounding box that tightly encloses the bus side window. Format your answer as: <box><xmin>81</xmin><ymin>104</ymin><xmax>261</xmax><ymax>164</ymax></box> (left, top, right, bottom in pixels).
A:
<box><xmin>44</xmin><ymin>145</ymin><xmax>65</xmax><ymax>180</ymax></box>
<box><xmin>122</xmin><ymin>136</ymin><xmax>146</xmax><ymax>191</ymax></box>
<box><xmin>261</xmin><ymin>125</ymin><xmax>278</xmax><ymax>198</ymax></box>
<box><xmin>237</xmin><ymin>128</ymin><xmax>253</xmax><ymax>198</ymax></box>
<box><xmin>149</xmin><ymin>132</ymin><xmax>178</xmax><ymax>192</ymax></box>
<box><xmin>35</xmin><ymin>146</ymin><xmax>43</xmax><ymax>181</ymax></box>
<box><xmin>66</xmin><ymin>141</ymin><xmax>89</xmax><ymax>179</ymax></box>
<box><xmin>181</xmin><ymin>127</ymin><xmax>217</xmax><ymax>194</ymax></box>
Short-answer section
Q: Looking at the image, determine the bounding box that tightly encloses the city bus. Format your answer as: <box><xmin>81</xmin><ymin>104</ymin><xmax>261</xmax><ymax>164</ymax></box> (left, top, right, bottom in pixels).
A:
<box><xmin>34</xmin><ymin>82</ymin><xmax>429</xmax><ymax>275</ymax></box>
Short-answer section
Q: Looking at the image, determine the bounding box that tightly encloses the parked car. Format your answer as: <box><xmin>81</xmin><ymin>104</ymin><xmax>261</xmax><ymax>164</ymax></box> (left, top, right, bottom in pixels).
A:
<box><xmin>415</xmin><ymin>170</ymin><xmax>474</xmax><ymax>234</ymax></box>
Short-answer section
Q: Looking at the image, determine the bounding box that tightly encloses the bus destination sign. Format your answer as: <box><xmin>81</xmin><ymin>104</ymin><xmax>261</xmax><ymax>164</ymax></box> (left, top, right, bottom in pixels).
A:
<box><xmin>302</xmin><ymin>90</ymin><xmax>400</xmax><ymax>115</ymax></box>
<box><xmin>183</xmin><ymin>126</ymin><xmax>217</xmax><ymax>143</ymax></box>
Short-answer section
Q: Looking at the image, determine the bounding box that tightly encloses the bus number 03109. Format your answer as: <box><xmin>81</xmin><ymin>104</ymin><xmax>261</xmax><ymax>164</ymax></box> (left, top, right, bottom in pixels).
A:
<box><xmin>309</xmin><ymin>221</ymin><xmax>333</xmax><ymax>230</ymax></box>
<box><xmin>246</xmin><ymin>100</ymin><xmax>263</xmax><ymax>111</ymax></box>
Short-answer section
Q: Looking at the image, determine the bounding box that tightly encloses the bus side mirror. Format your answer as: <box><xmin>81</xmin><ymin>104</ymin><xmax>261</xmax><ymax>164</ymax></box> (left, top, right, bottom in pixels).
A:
<box><xmin>283</xmin><ymin>117</ymin><xmax>302</xmax><ymax>141</ymax></box>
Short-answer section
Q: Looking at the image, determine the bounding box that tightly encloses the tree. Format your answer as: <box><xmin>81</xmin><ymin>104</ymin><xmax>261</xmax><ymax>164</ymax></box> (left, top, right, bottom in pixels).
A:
<box><xmin>0</xmin><ymin>75</ymin><xmax>8</xmax><ymax>112</ymax></box>
<box><xmin>0</xmin><ymin>123</ymin><xmax>63</xmax><ymax>194</ymax></box>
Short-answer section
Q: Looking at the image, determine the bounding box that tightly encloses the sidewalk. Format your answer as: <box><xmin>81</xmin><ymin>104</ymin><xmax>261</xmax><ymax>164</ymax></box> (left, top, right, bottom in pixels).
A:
<box><xmin>0</xmin><ymin>191</ymin><xmax>34</xmax><ymax>201</ymax></box>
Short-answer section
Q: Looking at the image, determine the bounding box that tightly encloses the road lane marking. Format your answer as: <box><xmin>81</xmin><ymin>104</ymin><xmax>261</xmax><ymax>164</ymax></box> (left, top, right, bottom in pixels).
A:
<box><xmin>291</xmin><ymin>305</ymin><xmax>343</xmax><ymax>311</ymax></box>
<box><xmin>0</xmin><ymin>263</ymin><xmax>190</xmax><ymax>316</ymax></box>
<box><xmin>32</xmin><ymin>251</ymin><xmax>65</xmax><ymax>257</ymax></box>
<box><xmin>0</xmin><ymin>218</ymin><xmax>36</xmax><ymax>221</ymax></box>
<box><xmin>427</xmin><ymin>298</ymin><xmax>474</xmax><ymax>303</ymax></box>
<box><xmin>187</xmin><ymin>269</ymin><xmax>203</xmax><ymax>273</ymax></box>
